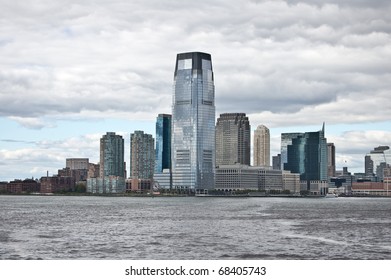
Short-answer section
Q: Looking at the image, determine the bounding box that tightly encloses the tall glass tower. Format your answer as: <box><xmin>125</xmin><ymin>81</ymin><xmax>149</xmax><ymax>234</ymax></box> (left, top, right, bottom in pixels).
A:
<box><xmin>155</xmin><ymin>114</ymin><xmax>172</xmax><ymax>173</ymax></box>
<box><xmin>283</xmin><ymin>124</ymin><xmax>328</xmax><ymax>188</ymax></box>
<box><xmin>171</xmin><ymin>52</ymin><xmax>215</xmax><ymax>191</ymax></box>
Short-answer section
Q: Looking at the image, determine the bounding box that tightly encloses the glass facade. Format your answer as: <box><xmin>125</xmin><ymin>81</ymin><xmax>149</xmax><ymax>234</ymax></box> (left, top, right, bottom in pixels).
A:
<box><xmin>155</xmin><ymin>114</ymin><xmax>172</xmax><ymax>173</ymax></box>
<box><xmin>282</xmin><ymin>124</ymin><xmax>328</xmax><ymax>186</ymax></box>
<box><xmin>171</xmin><ymin>52</ymin><xmax>215</xmax><ymax>190</ymax></box>
<box><xmin>99</xmin><ymin>132</ymin><xmax>125</xmax><ymax>178</ymax></box>
<box><xmin>280</xmin><ymin>132</ymin><xmax>303</xmax><ymax>170</ymax></box>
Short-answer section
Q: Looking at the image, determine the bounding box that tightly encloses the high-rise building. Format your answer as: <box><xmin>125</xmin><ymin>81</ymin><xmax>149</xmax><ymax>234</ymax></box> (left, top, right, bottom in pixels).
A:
<box><xmin>280</xmin><ymin>132</ymin><xmax>304</xmax><ymax>170</ymax></box>
<box><xmin>99</xmin><ymin>132</ymin><xmax>125</xmax><ymax>178</ymax></box>
<box><xmin>272</xmin><ymin>154</ymin><xmax>281</xmax><ymax>170</ymax></box>
<box><xmin>171</xmin><ymin>52</ymin><xmax>215</xmax><ymax>191</ymax></box>
<box><xmin>130</xmin><ymin>130</ymin><xmax>155</xmax><ymax>180</ymax></box>
<box><xmin>327</xmin><ymin>143</ymin><xmax>336</xmax><ymax>178</ymax></box>
<box><xmin>282</xmin><ymin>124</ymin><xmax>328</xmax><ymax>189</ymax></box>
<box><xmin>155</xmin><ymin>114</ymin><xmax>172</xmax><ymax>173</ymax></box>
<box><xmin>253</xmin><ymin>124</ymin><xmax>270</xmax><ymax>166</ymax></box>
<box><xmin>215</xmin><ymin>113</ymin><xmax>250</xmax><ymax>166</ymax></box>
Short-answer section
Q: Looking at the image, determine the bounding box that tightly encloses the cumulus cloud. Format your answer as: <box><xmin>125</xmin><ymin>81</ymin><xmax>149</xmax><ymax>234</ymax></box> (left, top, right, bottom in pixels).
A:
<box><xmin>0</xmin><ymin>133</ymin><xmax>103</xmax><ymax>180</ymax></box>
<box><xmin>0</xmin><ymin>0</ymin><xmax>390</xmax><ymax>179</ymax></box>
<box><xmin>0</xmin><ymin>0</ymin><xmax>390</xmax><ymax>127</ymax></box>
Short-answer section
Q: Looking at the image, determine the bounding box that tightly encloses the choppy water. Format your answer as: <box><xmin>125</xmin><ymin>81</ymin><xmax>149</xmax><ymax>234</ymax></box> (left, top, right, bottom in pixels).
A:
<box><xmin>1</xmin><ymin>195</ymin><xmax>391</xmax><ymax>259</ymax></box>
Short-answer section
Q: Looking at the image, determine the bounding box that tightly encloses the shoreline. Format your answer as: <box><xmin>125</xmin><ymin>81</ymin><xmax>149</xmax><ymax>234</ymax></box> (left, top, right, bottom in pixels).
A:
<box><xmin>1</xmin><ymin>192</ymin><xmax>390</xmax><ymax>198</ymax></box>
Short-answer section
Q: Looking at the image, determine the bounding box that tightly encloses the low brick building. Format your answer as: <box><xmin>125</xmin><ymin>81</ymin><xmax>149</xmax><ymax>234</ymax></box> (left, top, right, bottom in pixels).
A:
<box><xmin>5</xmin><ymin>179</ymin><xmax>40</xmax><ymax>194</ymax></box>
<box><xmin>351</xmin><ymin>181</ymin><xmax>389</xmax><ymax>196</ymax></box>
<box><xmin>40</xmin><ymin>176</ymin><xmax>75</xmax><ymax>193</ymax></box>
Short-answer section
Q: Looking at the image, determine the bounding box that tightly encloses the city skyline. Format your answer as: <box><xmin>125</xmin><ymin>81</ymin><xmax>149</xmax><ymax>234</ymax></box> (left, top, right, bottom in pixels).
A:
<box><xmin>1</xmin><ymin>0</ymin><xmax>390</xmax><ymax>181</ymax></box>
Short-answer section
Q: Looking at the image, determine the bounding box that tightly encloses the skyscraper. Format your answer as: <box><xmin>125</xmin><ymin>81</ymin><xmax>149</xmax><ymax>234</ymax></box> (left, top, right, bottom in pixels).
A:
<box><xmin>280</xmin><ymin>132</ymin><xmax>303</xmax><ymax>170</ymax></box>
<box><xmin>272</xmin><ymin>154</ymin><xmax>281</xmax><ymax>170</ymax></box>
<box><xmin>171</xmin><ymin>52</ymin><xmax>215</xmax><ymax>191</ymax></box>
<box><xmin>155</xmin><ymin>114</ymin><xmax>172</xmax><ymax>173</ymax></box>
<box><xmin>327</xmin><ymin>143</ymin><xmax>336</xmax><ymax>178</ymax></box>
<box><xmin>99</xmin><ymin>132</ymin><xmax>125</xmax><ymax>178</ymax></box>
<box><xmin>215</xmin><ymin>113</ymin><xmax>250</xmax><ymax>166</ymax></box>
<box><xmin>130</xmin><ymin>130</ymin><xmax>155</xmax><ymax>180</ymax></box>
<box><xmin>282</xmin><ymin>124</ymin><xmax>328</xmax><ymax>189</ymax></box>
<box><xmin>253</xmin><ymin>124</ymin><xmax>270</xmax><ymax>166</ymax></box>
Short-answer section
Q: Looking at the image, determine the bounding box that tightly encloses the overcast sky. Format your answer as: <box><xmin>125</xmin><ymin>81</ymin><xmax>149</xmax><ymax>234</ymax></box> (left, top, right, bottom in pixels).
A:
<box><xmin>1</xmin><ymin>0</ymin><xmax>390</xmax><ymax>181</ymax></box>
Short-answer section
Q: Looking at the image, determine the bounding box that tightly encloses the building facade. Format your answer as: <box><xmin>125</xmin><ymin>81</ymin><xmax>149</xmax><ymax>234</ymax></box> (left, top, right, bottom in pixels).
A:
<box><xmin>87</xmin><ymin>176</ymin><xmax>126</xmax><ymax>194</ymax></box>
<box><xmin>215</xmin><ymin>164</ymin><xmax>300</xmax><ymax>193</ymax></box>
<box><xmin>215</xmin><ymin>113</ymin><xmax>250</xmax><ymax>166</ymax></box>
<box><xmin>99</xmin><ymin>132</ymin><xmax>125</xmax><ymax>178</ymax></box>
<box><xmin>66</xmin><ymin>158</ymin><xmax>89</xmax><ymax>170</ymax></box>
<box><xmin>280</xmin><ymin>132</ymin><xmax>304</xmax><ymax>170</ymax></box>
<box><xmin>63</xmin><ymin>158</ymin><xmax>90</xmax><ymax>182</ymax></box>
<box><xmin>171</xmin><ymin>52</ymin><xmax>215</xmax><ymax>191</ymax></box>
<box><xmin>130</xmin><ymin>130</ymin><xmax>155</xmax><ymax>180</ymax></box>
<box><xmin>282</xmin><ymin>124</ymin><xmax>328</xmax><ymax>189</ymax></box>
<box><xmin>253</xmin><ymin>124</ymin><xmax>270</xmax><ymax>167</ymax></box>
<box><xmin>327</xmin><ymin>143</ymin><xmax>336</xmax><ymax>178</ymax></box>
<box><xmin>155</xmin><ymin>114</ymin><xmax>172</xmax><ymax>173</ymax></box>
<box><xmin>272</xmin><ymin>154</ymin><xmax>281</xmax><ymax>170</ymax></box>
<box><xmin>5</xmin><ymin>179</ymin><xmax>40</xmax><ymax>194</ymax></box>
<box><xmin>40</xmin><ymin>176</ymin><xmax>75</xmax><ymax>193</ymax></box>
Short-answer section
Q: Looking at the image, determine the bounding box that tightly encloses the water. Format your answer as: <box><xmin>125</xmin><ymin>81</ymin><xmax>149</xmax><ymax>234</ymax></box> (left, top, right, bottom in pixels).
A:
<box><xmin>1</xmin><ymin>195</ymin><xmax>391</xmax><ymax>259</ymax></box>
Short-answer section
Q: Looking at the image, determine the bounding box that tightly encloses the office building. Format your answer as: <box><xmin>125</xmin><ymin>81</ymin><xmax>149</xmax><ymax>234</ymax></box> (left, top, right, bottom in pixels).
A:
<box><xmin>215</xmin><ymin>113</ymin><xmax>250</xmax><ymax>166</ymax></box>
<box><xmin>130</xmin><ymin>130</ymin><xmax>155</xmax><ymax>180</ymax></box>
<box><xmin>215</xmin><ymin>164</ymin><xmax>300</xmax><ymax>193</ymax></box>
<box><xmin>171</xmin><ymin>51</ymin><xmax>215</xmax><ymax>192</ymax></box>
<box><xmin>99</xmin><ymin>132</ymin><xmax>125</xmax><ymax>178</ymax></box>
<box><xmin>272</xmin><ymin>154</ymin><xmax>281</xmax><ymax>170</ymax></box>
<box><xmin>253</xmin><ymin>124</ymin><xmax>270</xmax><ymax>166</ymax></box>
<box><xmin>327</xmin><ymin>143</ymin><xmax>336</xmax><ymax>178</ymax></box>
<box><xmin>282</xmin><ymin>124</ymin><xmax>328</xmax><ymax>190</ymax></box>
<box><xmin>155</xmin><ymin>114</ymin><xmax>172</xmax><ymax>173</ymax></box>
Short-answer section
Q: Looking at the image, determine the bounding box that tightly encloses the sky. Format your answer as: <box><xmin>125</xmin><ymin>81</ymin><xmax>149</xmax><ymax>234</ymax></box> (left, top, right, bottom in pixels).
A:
<box><xmin>1</xmin><ymin>0</ymin><xmax>390</xmax><ymax>181</ymax></box>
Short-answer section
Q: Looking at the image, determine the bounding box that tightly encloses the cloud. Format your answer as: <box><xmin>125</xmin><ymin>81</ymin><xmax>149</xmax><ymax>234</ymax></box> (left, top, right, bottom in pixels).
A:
<box><xmin>0</xmin><ymin>0</ymin><xmax>389</xmax><ymax>128</ymax></box>
<box><xmin>7</xmin><ymin>116</ymin><xmax>53</xmax><ymax>129</ymax></box>
<box><xmin>0</xmin><ymin>0</ymin><xmax>390</xmax><ymax>180</ymax></box>
<box><xmin>0</xmin><ymin>139</ymin><xmax>36</xmax><ymax>144</ymax></box>
<box><xmin>0</xmin><ymin>133</ymin><xmax>103</xmax><ymax>181</ymax></box>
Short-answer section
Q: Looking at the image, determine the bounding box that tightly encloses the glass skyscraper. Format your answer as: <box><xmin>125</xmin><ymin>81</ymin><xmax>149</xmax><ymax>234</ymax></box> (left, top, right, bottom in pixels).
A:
<box><xmin>171</xmin><ymin>52</ymin><xmax>215</xmax><ymax>191</ymax></box>
<box><xmin>155</xmin><ymin>114</ymin><xmax>172</xmax><ymax>173</ymax></box>
<box><xmin>282</xmin><ymin>124</ymin><xmax>328</xmax><ymax>188</ymax></box>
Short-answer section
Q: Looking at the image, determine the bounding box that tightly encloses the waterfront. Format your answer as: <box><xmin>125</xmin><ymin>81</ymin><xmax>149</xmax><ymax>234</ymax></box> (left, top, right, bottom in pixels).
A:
<box><xmin>1</xmin><ymin>196</ymin><xmax>391</xmax><ymax>259</ymax></box>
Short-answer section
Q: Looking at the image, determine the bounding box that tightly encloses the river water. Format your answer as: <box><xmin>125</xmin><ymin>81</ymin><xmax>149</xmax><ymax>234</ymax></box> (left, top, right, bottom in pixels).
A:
<box><xmin>1</xmin><ymin>195</ymin><xmax>390</xmax><ymax>260</ymax></box>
